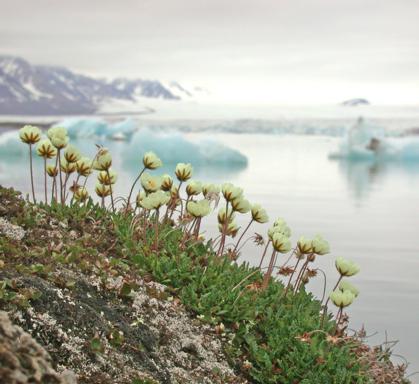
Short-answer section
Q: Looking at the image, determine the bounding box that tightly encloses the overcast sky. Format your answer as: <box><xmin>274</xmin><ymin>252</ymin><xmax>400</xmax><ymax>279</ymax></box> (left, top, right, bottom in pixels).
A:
<box><xmin>1</xmin><ymin>0</ymin><xmax>418</xmax><ymax>104</ymax></box>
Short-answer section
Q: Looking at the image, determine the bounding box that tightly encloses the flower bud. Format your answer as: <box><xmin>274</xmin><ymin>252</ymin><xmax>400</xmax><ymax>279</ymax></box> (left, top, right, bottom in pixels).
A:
<box><xmin>19</xmin><ymin>125</ymin><xmax>42</xmax><ymax>144</ymax></box>
<box><xmin>143</xmin><ymin>151</ymin><xmax>162</xmax><ymax>169</ymax></box>
<box><xmin>36</xmin><ymin>139</ymin><xmax>57</xmax><ymax>158</ymax></box>
<box><xmin>175</xmin><ymin>163</ymin><xmax>193</xmax><ymax>181</ymax></box>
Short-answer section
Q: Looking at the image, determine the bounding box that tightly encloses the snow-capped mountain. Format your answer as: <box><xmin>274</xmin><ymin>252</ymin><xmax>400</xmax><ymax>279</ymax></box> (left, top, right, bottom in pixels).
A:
<box><xmin>0</xmin><ymin>56</ymin><xmax>195</xmax><ymax>115</ymax></box>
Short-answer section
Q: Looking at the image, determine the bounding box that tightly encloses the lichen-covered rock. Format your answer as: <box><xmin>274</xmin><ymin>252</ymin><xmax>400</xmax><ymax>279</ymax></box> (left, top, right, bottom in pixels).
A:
<box><xmin>1</xmin><ymin>268</ymin><xmax>248</xmax><ymax>384</ymax></box>
<box><xmin>0</xmin><ymin>217</ymin><xmax>25</xmax><ymax>241</ymax></box>
<box><xmin>0</xmin><ymin>310</ymin><xmax>76</xmax><ymax>384</ymax></box>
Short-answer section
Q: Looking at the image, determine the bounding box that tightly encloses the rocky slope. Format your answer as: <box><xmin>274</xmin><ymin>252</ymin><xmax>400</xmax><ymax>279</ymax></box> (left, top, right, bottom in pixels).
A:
<box><xmin>0</xmin><ymin>187</ymin><xmax>248</xmax><ymax>384</ymax></box>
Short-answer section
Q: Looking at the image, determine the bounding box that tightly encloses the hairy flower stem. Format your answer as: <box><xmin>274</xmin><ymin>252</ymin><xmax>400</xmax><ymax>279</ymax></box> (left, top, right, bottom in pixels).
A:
<box><xmin>293</xmin><ymin>255</ymin><xmax>313</xmax><ymax>293</ymax></box>
<box><xmin>217</xmin><ymin>201</ymin><xmax>230</xmax><ymax>257</ymax></box>
<box><xmin>283</xmin><ymin>256</ymin><xmax>303</xmax><ymax>297</ymax></box>
<box><xmin>101</xmin><ymin>196</ymin><xmax>105</xmax><ymax>209</ymax></box>
<box><xmin>126</xmin><ymin>166</ymin><xmax>145</xmax><ymax>208</ymax></box>
<box><xmin>153</xmin><ymin>208</ymin><xmax>160</xmax><ymax>251</ymax></box>
<box><xmin>194</xmin><ymin>217</ymin><xmax>202</xmax><ymax>239</ymax></box>
<box><xmin>68</xmin><ymin>175</ymin><xmax>81</xmax><ymax>205</ymax></box>
<box><xmin>335</xmin><ymin>307</ymin><xmax>343</xmax><ymax>324</ymax></box>
<box><xmin>51</xmin><ymin>176</ymin><xmax>57</xmax><ymax>204</ymax></box>
<box><xmin>258</xmin><ymin>240</ymin><xmax>271</xmax><ymax>268</ymax></box>
<box><xmin>106</xmin><ymin>169</ymin><xmax>115</xmax><ymax>212</ymax></box>
<box><xmin>294</xmin><ymin>259</ymin><xmax>311</xmax><ymax>292</ymax></box>
<box><xmin>28</xmin><ymin>144</ymin><xmax>36</xmax><ymax>204</ymax></box>
<box><xmin>232</xmin><ymin>219</ymin><xmax>254</xmax><ymax>254</ymax></box>
<box><xmin>62</xmin><ymin>173</ymin><xmax>70</xmax><ymax>203</ymax></box>
<box><xmin>57</xmin><ymin>149</ymin><xmax>64</xmax><ymax>204</ymax></box>
<box><xmin>320</xmin><ymin>275</ymin><xmax>343</xmax><ymax>328</ymax></box>
<box><xmin>51</xmin><ymin>154</ymin><xmax>59</xmax><ymax>204</ymax></box>
<box><xmin>262</xmin><ymin>249</ymin><xmax>277</xmax><ymax>290</ymax></box>
<box><xmin>43</xmin><ymin>157</ymin><xmax>47</xmax><ymax>203</ymax></box>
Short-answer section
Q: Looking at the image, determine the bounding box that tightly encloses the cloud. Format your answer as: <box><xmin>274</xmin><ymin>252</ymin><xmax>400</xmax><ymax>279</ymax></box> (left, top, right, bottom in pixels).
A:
<box><xmin>0</xmin><ymin>0</ymin><xmax>418</xmax><ymax>103</ymax></box>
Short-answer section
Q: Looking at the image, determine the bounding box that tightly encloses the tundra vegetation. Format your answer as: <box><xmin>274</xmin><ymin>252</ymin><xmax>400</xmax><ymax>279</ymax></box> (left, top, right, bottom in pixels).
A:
<box><xmin>0</xmin><ymin>125</ymin><xmax>409</xmax><ymax>383</ymax></box>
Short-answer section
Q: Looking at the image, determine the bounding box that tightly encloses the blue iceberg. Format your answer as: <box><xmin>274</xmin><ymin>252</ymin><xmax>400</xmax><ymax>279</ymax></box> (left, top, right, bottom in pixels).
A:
<box><xmin>121</xmin><ymin>128</ymin><xmax>248</xmax><ymax>170</ymax></box>
<box><xmin>53</xmin><ymin>118</ymin><xmax>137</xmax><ymax>140</ymax></box>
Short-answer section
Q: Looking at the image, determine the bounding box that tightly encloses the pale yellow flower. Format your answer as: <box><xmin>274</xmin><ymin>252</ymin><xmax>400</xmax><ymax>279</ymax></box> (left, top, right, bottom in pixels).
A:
<box><xmin>97</xmin><ymin>170</ymin><xmax>117</xmax><ymax>185</ymax></box>
<box><xmin>140</xmin><ymin>172</ymin><xmax>162</xmax><ymax>193</ymax></box>
<box><xmin>76</xmin><ymin>157</ymin><xmax>92</xmax><ymax>177</ymax></box>
<box><xmin>161</xmin><ymin>174</ymin><xmax>173</xmax><ymax>191</ymax></box>
<box><xmin>251</xmin><ymin>204</ymin><xmax>269</xmax><ymax>223</ymax></box>
<box><xmin>140</xmin><ymin>190</ymin><xmax>170</xmax><ymax>210</ymax></box>
<box><xmin>221</xmin><ymin>183</ymin><xmax>243</xmax><ymax>202</ymax></box>
<box><xmin>175</xmin><ymin>163</ymin><xmax>193</xmax><ymax>181</ymax></box>
<box><xmin>186</xmin><ymin>180</ymin><xmax>203</xmax><ymax>196</ymax></box>
<box><xmin>143</xmin><ymin>151</ymin><xmax>162</xmax><ymax>169</ymax></box>
<box><xmin>64</xmin><ymin>145</ymin><xmax>81</xmax><ymax>163</ymax></box>
<box><xmin>187</xmin><ymin>199</ymin><xmax>211</xmax><ymax>217</ymax></box>
<box><xmin>60</xmin><ymin>157</ymin><xmax>76</xmax><ymax>174</ymax></box>
<box><xmin>46</xmin><ymin>164</ymin><xmax>58</xmax><ymax>177</ymax></box>
<box><xmin>271</xmin><ymin>232</ymin><xmax>292</xmax><ymax>253</ymax></box>
<box><xmin>338</xmin><ymin>281</ymin><xmax>359</xmax><ymax>298</ymax></box>
<box><xmin>329</xmin><ymin>290</ymin><xmax>355</xmax><ymax>308</ymax></box>
<box><xmin>95</xmin><ymin>183</ymin><xmax>111</xmax><ymax>198</ymax></box>
<box><xmin>335</xmin><ymin>257</ymin><xmax>360</xmax><ymax>277</ymax></box>
<box><xmin>312</xmin><ymin>234</ymin><xmax>330</xmax><ymax>255</ymax></box>
<box><xmin>19</xmin><ymin>125</ymin><xmax>42</xmax><ymax>144</ymax></box>
<box><xmin>36</xmin><ymin>139</ymin><xmax>57</xmax><ymax>158</ymax></box>
<box><xmin>93</xmin><ymin>149</ymin><xmax>112</xmax><ymax>171</ymax></box>
<box><xmin>74</xmin><ymin>187</ymin><xmax>89</xmax><ymax>202</ymax></box>
<box><xmin>231</xmin><ymin>196</ymin><xmax>251</xmax><ymax>214</ymax></box>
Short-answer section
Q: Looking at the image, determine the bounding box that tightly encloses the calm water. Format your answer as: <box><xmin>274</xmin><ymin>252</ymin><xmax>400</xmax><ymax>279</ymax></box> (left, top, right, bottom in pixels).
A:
<box><xmin>1</xmin><ymin>129</ymin><xmax>419</xmax><ymax>379</ymax></box>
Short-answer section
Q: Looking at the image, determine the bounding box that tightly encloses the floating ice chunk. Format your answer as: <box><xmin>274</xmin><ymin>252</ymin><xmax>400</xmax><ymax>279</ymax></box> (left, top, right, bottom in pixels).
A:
<box><xmin>329</xmin><ymin>118</ymin><xmax>419</xmax><ymax>162</ymax></box>
<box><xmin>53</xmin><ymin>118</ymin><xmax>137</xmax><ymax>140</ymax></box>
<box><xmin>0</xmin><ymin>131</ymin><xmax>26</xmax><ymax>157</ymax></box>
<box><xmin>121</xmin><ymin>128</ymin><xmax>247</xmax><ymax>169</ymax></box>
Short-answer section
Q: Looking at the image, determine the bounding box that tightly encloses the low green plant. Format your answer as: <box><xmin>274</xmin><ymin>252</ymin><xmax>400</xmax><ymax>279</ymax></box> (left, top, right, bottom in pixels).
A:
<box><xmin>15</xmin><ymin>124</ymin><xmax>372</xmax><ymax>383</ymax></box>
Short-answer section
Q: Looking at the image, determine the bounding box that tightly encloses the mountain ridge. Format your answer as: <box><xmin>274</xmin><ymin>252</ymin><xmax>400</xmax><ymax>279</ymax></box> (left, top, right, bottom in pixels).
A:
<box><xmin>0</xmin><ymin>55</ymin><xmax>194</xmax><ymax>115</ymax></box>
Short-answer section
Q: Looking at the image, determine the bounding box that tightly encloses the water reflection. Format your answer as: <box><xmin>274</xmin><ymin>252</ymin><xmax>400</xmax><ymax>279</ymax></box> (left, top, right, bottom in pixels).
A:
<box><xmin>335</xmin><ymin>157</ymin><xmax>419</xmax><ymax>202</ymax></box>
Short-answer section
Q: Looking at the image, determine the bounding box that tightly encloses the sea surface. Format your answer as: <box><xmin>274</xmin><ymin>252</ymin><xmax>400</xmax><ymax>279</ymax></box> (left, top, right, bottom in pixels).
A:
<box><xmin>1</xmin><ymin>110</ymin><xmax>419</xmax><ymax>380</ymax></box>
